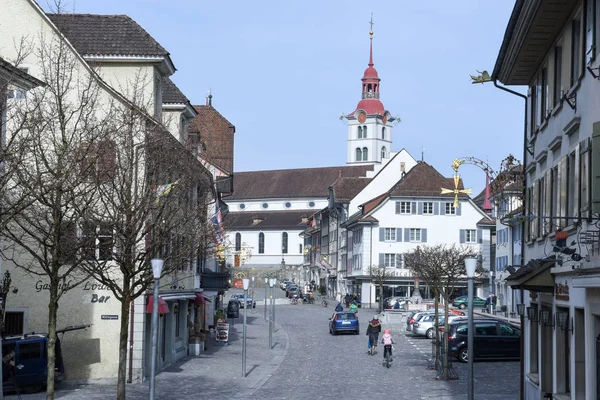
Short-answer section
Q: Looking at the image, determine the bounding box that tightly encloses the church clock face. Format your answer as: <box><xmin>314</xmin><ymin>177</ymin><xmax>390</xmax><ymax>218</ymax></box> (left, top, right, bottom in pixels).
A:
<box><xmin>357</xmin><ymin>112</ymin><xmax>366</xmax><ymax>123</ymax></box>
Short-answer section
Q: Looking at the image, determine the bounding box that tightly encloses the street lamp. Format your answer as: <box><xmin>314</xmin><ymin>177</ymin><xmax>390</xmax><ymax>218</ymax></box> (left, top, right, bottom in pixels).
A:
<box><xmin>464</xmin><ymin>256</ymin><xmax>477</xmax><ymax>400</ymax></box>
<box><xmin>149</xmin><ymin>258</ymin><xmax>163</xmax><ymax>400</ymax></box>
<box><xmin>264</xmin><ymin>277</ymin><xmax>268</xmax><ymax>321</ymax></box>
<box><xmin>268</xmin><ymin>278</ymin><xmax>275</xmax><ymax>349</ymax></box>
<box><xmin>251</xmin><ymin>276</ymin><xmax>255</xmax><ymax>297</ymax></box>
<box><xmin>242</xmin><ymin>278</ymin><xmax>250</xmax><ymax>378</ymax></box>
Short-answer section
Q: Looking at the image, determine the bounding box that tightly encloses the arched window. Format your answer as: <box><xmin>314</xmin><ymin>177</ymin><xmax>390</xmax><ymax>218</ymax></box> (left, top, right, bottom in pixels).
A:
<box><xmin>357</xmin><ymin>126</ymin><xmax>363</xmax><ymax>139</ymax></box>
<box><xmin>362</xmin><ymin>147</ymin><xmax>368</xmax><ymax>161</ymax></box>
<box><xmin>382</xmin><ymin>127</ymin><xmax>386</xmax><ymax>139</ymax></box>
<box><xmin>356</xmin><ymin>148</ymin><xmax>362</xmax><ymax>161</ymax></box>
<box><xmin>258</xmin><ymin>232</ymin><xmax>265</xmax><ymax>254</ymax></box>
<box><xmin>363</xmin><ymin>126</ymin><xmax>367</xmax><ymax>138</ymax></box>
<box><xmin>235</xmin><ymin>233</ymin><xmax>241</xmax><ymax>251</ymax></box>
<box><xmin>368</xmin><ymin>84</ymin><xmax>372</xmax><ymax>92</ymax></box>
<box><xmin>282</xmin><ymin>232</ymin><xmax>288</xmax><ymax>254</ymax></box>
<box><xmin>381</xmin><ymin>146</ymin><xmax>387</xmax><ymax>160</ymax></box>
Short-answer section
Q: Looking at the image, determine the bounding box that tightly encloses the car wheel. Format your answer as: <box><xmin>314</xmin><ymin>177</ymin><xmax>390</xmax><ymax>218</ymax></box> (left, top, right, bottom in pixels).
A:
<box><xmin>458</xmin><ymin>346</ymin><xmax>468</xmax><ymax>363</ymax></box>
<box><xmin>355</xmin><ymin>329</ymin><xmax>360</xmax><ymax>335</ymax></box>
<box><xmin>459</xmin><ymin>303</ymin><xmax>466</xmax><ymax>310</ymax></box>
<box><xmin>426</xmin><ymin>328</ymin><xmax>434</xmax><ymax>339</ymax></box>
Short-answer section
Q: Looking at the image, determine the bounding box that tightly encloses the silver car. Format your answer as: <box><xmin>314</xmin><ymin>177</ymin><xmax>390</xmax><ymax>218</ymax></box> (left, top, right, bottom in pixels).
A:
<box><xmin>412</xmin><ymin>314</ymin><xmax>461</xmax><ymax>339</ymax></box>
<box><xmin>406</xmin><ymin>311</ymin><xmax>436</xmax><ymax>332</ymax></box>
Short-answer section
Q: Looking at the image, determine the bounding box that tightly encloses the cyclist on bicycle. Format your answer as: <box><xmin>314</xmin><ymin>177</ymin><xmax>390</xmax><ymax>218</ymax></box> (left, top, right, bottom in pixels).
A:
<box><xmin>381</xmin><ymin>329</ymin><xmax>395</xmax><ymax>362</ymax></box>
<box><xmin>335</xmin><ymin>302</ymin><xmax>343</xmax><ymax>312</ymax></box>
<box><xmin>349</xmin><ymin>301</ymin><xmax>358</xmax><ymax>314</ymax></box>
<box><xmin>366</xmin><ymin>315</ymin><xmax>381</xmax><ymax>353</ymax></box>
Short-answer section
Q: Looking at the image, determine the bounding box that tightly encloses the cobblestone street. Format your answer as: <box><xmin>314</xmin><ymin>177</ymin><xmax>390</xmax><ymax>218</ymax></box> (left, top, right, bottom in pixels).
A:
<box><xmin>7</xmin><ymin>297</ymin><xmax>520</xmax><ymax>400</ymax></box>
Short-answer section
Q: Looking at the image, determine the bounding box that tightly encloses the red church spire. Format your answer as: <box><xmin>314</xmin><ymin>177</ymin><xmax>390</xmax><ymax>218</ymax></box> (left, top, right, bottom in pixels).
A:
<box><xmin>482</xmin><ymin>169</ymin><xmax>493</xmax><ymax>214</ymax></box>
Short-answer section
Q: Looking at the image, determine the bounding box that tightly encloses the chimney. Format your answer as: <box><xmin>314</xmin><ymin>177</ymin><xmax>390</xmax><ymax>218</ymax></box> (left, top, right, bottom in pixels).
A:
<box><xmin>338</xmin><ymin>169</ymin><xmax>342</xmax><ymax>178</ymax></box>
<box><xmin>400</xmin><ymin>162</ymin><xmax>406</xmax><ymax>173</ymax></box>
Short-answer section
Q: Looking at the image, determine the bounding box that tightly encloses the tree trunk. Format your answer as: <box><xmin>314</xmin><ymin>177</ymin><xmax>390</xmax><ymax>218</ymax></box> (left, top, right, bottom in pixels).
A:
<box><xmin>378</xmin><ymin>283</ymin><xmax>383</xmax><ymax>313</ymax></box>
<box><xmin>433</xmin><ymin>289</ymin><xmax>441</xmax><ymax>371</ymax></box>
<box><xmin>46</xmin><ymin>282</ymin><xmax>58</xmax><ymax>399</ymax></box>
<box><xmin>116</xmin><ymin>293</ymin><xmax>131</xmax><ymax>400</ymax></box>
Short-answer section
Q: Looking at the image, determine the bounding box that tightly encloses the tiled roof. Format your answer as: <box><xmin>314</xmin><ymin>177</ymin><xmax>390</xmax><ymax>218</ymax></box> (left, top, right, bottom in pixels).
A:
<box><xmin>0</xmin><ymin>57</ymin><xmax>45</xmax><ymax>88</ymax></box>
<box><xmin>47</xmin><ymin>14</ymin><xmax>169</xmax><ymax>57</ymax></box>
<box><xmin>190</xmin><ymin>105</ymin><xmax>235</xmax><ymax>174</ymax></box>
<box><xmin>331</xmin><ymin>177</ymin><xmax>372</xmax><ymax>203</ymax></box>
<box><xmin>224</xmin><ymin>211</ymin><xmax>308</xmax><ymax>230</ymax></box>
<box><xmin>477</xmin><ymin>217</ymin><xmax>495</xmax><ymax>226</ymax></box>
<box><xmin>162</xmin><ymin>77</ymin><xmax>189</xmax><ymax>104</ymax></box>
<box><xmin>389</xmin><ymin>162</ymin><xmax>466</xmax><ymax>198</ymax></box>
<box><xmin>228</xmin><ymin>165</ymin><xmax>373</xmax><ymax>200</ymax></box>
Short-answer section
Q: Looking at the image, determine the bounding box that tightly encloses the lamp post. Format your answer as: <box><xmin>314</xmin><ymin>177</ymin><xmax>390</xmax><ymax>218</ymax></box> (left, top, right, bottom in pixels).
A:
<box><xmin>264</xmin><ymin>277</ymin><xmax>268</xmax><ymax>321</ymax></box>
<box><xmin>464</xmin><ymin>256</ymin><xmax>477</xmax><ymax>400</ymax></box>
<box><xmin>268</xmin><ymin>278</ymin><xmax>275</xmax><ymax>349</ymax></box>
<box><xmin>242</xmin><ymin>278</ymin><xmax>250</xmax><ymax>377</ymax></box>
<box><xmin>251</xmin><ymin>276</ymin><xmax>255</xmax><ymax>297</ymax></box>
<box><xmin>149</xmin><ymin>259</ymin><xmax>163</xmax><ymax>400</ymax></box>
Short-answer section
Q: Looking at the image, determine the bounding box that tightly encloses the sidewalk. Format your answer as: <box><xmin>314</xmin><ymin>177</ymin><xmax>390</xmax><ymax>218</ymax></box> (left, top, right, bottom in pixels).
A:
<box><xmin>7</xmin><ymin>311</ymin><xmax>289</xmax><ymax>400</ymax></box>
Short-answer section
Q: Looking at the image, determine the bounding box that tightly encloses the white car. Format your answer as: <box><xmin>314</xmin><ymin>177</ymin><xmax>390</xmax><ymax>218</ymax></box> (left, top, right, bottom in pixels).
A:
<box><xmin>412</xmin><ymin>314</ymin><xmax>461</xmax><ymax>339</ymax></box>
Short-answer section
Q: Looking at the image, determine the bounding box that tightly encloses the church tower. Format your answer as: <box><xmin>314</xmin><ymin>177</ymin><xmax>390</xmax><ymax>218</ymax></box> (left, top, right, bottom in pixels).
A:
<box><xmin>346</xmin><ymin>22</ymin><xmax>395</xmax><ymax>165</ymax></box>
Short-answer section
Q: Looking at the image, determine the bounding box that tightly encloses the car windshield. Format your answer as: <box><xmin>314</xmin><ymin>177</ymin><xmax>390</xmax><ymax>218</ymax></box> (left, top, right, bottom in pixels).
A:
<box><xmin>336</xmin><ymin>313</ymin><xmax>356</xmax><ymax>320</ymax></box>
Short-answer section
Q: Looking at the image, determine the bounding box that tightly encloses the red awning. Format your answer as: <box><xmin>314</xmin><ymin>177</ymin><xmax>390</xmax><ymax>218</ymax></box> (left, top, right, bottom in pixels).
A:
<box><xmin>194</xmin><ymin>293</ymin><xmax>211</xmax><ymax>305</ymax></box>
<box><xmin>146</xmin><ymin>296</ymin><xmax>169</xmax><ymax>314</ymax></box>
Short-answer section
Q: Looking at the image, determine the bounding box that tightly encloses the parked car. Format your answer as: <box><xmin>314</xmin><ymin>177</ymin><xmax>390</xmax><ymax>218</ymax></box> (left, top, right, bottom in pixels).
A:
<box><xmin>285</xmin><ymin>285</ymin><xmax>298</xmax><ymax>297</ymax></box>
<box><xmin>383</xmin><ymin>296</ymin><xmax>411</xmax><ymax>309</ymax></box>
<box><xmin>231</xmin><ymin>293</ymin><xmax>256</xmax><ymax>308</ymax></box>
<box><xmin>452</xmin><ymin>295</ymin><xmax>487</xmax><ymax>309</ymax></box>
<box><xmin>280</xmin><ymin>280</ymin><xmax>291</xmax><ymax>290</ymax></box>
<box><xmin>426</xmin><ymin>305</ymin><xmax>466</xmax><ymax>317</ymax></box>
<box><xmin>406</xmin><ymin>311</ymin><xmax>418</xmax><ymax>331</ymax></box>
<box><xmin>445</xmin><ymin>317</ymin><xmax>521</xmax><ymax>362</ymax></box>
<box><xmin>406</xmin><ymin>311</ymin><xmax>435</xmax><ymax>332</ymax></box>
<box><xmin>328</xmin><ymin>312</ymin><xmax>359</xmax><ymax>335</ymax></box>
<box><xmin>412</xmin><ymin>314</ymin><xmax>461</xmax><ymax>339</ymax></box>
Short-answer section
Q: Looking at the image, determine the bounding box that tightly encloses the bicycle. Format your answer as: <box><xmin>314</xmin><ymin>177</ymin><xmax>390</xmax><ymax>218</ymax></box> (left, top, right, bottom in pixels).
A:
<box><xmin>368</xmin><ymin>333</ymin><xmax>378</xmax><ymax>356</ymax></box>
<box><xmin>383</xmin><ymin>344</ymin><xmax>392</xmax><ymax>368</ymax></box>
<box><xmin>291</xmin><ymin>297</ymin><xmax>299</xmax><ymax>305</ymax></box>
<box><xmin>322</xmin><ymin>298</ymin><xmax>328</xmax><ymax>307</ymax></box>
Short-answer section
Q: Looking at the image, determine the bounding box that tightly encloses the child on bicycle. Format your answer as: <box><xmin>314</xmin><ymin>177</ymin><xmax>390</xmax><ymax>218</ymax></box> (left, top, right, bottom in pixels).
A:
<box><xmin>381</xmin><ymin>329</ymin><xmax>395</xmax><ymax>362</ymax></box>
<box><xmin>349</xmin><ymin>301</ymin><xmax>358</xmax><ymax>314</ymax></box>
<box><xmin>366</xmin><ymin>315</ymin><xmax>381</xmax><ymax>353</ymax></box>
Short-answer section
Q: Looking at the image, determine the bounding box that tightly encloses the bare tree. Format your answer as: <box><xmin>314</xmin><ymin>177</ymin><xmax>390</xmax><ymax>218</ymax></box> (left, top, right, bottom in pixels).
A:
<box><xmin>1</xmin><ymin>33</ymin><xmax>117</xmax><ymax>398</ymax></box>
<box><xmin>367</xmin><ymin>264</ymin><xmax>395</xmax><ymax>313</ymax></box>
<box><xmin>405</xmin><ymin>244</ymin><xmax>477</xmax><ymax>380</ymax></box>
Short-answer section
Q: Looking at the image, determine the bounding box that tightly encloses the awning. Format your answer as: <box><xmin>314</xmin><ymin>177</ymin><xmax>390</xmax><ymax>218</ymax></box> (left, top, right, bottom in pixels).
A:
<box><xmin>160</xmin><ymin>293</ymin><xmax>196</xmax><ymax>301</ymax></box>
<box><xmin>201</xmin><ymin>290</ymin><xmax>219</xmax><ymax>297</ymax></box>
<box><xmin>505</xmin><ymin>258</ymin><xmax>557</xmax><ymax>293</ymax></box>
<box><xmin>194</xmin><ymin>293</ymin><xmax>212</xmax><ymax>304</ymax></box>
<box><xmin>146</xmin><ymin>296</ymin><xmax>169</xmax><ymax>314</ymax></box>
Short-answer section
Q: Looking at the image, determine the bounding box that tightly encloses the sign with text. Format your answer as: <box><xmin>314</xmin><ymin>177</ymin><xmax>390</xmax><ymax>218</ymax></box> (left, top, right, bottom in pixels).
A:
<box><xmin>101</xmin><ymin>315</ymin><xmax>118</xmax><ymax>320</ymax></box>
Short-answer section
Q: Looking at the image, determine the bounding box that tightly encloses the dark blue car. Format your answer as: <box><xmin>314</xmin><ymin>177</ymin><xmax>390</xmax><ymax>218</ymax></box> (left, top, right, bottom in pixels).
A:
<box><xmin>329</xmin><ymin>312</ymin><xmax>359</xmax><ymax>335</ymax></box>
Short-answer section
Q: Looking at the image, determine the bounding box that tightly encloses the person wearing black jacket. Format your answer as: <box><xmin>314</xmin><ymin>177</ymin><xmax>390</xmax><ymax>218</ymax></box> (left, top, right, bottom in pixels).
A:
<box><xmin>366</xmin><ymin>315</ymin><xmax>382</xmax><ymax>354</ymax></box>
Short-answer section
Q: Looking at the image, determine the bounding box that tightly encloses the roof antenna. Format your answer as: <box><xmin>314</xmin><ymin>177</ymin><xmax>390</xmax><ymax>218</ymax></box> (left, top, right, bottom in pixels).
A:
<box><xmin>206</xmin><ymin>88</ymin><xmax>212</xmax><ymax>107</ymax></box>
<box><xmin>421</xmin><ymin>146</ymin><xmax>425</xmax><ymax>162</ymax></box>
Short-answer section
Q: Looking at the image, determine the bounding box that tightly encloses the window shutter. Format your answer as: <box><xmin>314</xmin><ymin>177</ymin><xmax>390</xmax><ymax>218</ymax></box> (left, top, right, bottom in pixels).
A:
<box><xmin>441</xmin><ymin>203</ymin><xmax>446</xmax><ymax>215</ymax></box>
<box><xmin>379</xmin><ymin>253</ymin><xmax>384</xmax><ymax>266</ymax></box>
<box><xmin>434</xmin><ymin>202</ymin><xmax>439</xmax><ymax>215</ymax></box>
<box><xmin>396</xmin><ymin>254</ymin><xmax>402</xmax><ymax>268</ymax></box>
<box><xmin>459</xmin><ymin>229</ymin><xmax>465</xmax><ymax>243</ymax></box>
<box><xmin>478</xmin><ymin>229</ymin><xmax>483</xmax><ymax>244</ymax></box>
<box><xmin>404</xmin><ymin>228</ymin><xmax>410</xmax><ymax>242</ymax></box>
<box><xmin>573</xmin><ymin>146</ymin><xmax>580</xmax><ymax>219</ymax></box>
<box><xmin>559</xmin><ymin>156</ymin><xmax>568</xmax><ymax>228</ymax></box>
<box><xmin>422</xmin><ymin>229</ymin><xmax>427</xmax><ymax>243</ymax></box>
<box><xmin>418</xmin><ymin>202</ymin><xmax>423</xmax><ymax>214</ymax></box>
<box><xmin>395</xmin><ymin>201</ymin><xmax>400</xmax><ymax>214</ymax></box>
<box><xmin>532</xmin><ymin>180</ymin><xmax>539</xmax><ymax>238</ymax></box>
<box><xmin>379</xmin><ymin>228</ymin><xmax>384</xmax><ymax>241</ymax></box>
<box><xmin>396</xmin><ymin>228</ymin><xmax>402</xmax><ymax>242</ymax></box>
<box><xmin>544</xmin><ymin>168</ymin><xmax>553</xmax><ymax>235</ymax></box>
<box><xmin>456</xmin><ymin>204</ymin><xmax>462</xmax><ymax>216</ymax></box>
<box><xmin>411</xmin><ymin>202</ymin><xmax>417</xmax><ymax>214</ymax></box>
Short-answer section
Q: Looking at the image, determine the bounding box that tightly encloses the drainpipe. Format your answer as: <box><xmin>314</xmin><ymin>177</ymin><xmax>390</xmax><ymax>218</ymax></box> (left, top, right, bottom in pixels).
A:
<box><xmin>493</xmin><ymin>79</ymin><xmax>527</xmax><ymax>400</ymax></box>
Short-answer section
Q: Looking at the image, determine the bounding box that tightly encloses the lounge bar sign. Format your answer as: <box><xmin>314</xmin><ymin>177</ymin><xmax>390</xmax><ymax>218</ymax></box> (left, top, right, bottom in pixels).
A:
<box><xmin>555</xmin><ymin>281</ymin><xmax>569</xmax><ymax>301</ymax></box>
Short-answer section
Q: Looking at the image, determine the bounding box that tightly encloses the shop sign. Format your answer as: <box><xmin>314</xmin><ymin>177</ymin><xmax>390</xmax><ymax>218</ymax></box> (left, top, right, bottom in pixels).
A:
<box><xmin>101</xmin><ymin>315</ymin><xmax>118</xmax><ymax>320</ymax></box>
<box><xmin>555</xmin><ymin>281</ymin><xmax>569</xmax><ymax>301</ymax></box>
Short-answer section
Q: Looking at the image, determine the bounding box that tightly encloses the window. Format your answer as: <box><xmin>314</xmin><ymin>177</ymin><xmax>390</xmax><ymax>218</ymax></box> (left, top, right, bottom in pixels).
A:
<box><xmin>78</xmin><ymin>140</ymin><xmax>116</xmax><ymax>183</ymax></box>
<box><xmin>398</xmin><ymin>201</ymin><xmax>411</xmax><ymax>214</ymax></box>
<box><xmin>529</xmin><ymin>84</ymin><xmax>537</xmax><ymax>135</ymax></box>
<box><xmin>363</xmin><ymin>126</ymin><xmax>367</xmax><ymax>138</ymax></box>
<box><xmin>409</xmin><ymin>228</ymin><xmax>422</xmax><ymax>242</ymax></box>
<box><xmin>384</xmin><ymin>228</ymin><xmax>396</xmax><ymax>241</ymax></box>
<box><xmin>356</xmin><ymin>148</ymin><xmax>362</xmax><ymax>161</ymax></box>
<box><xmin>581</xmin><ymin>147</ymin><xmax>590</xmax><ymax>216</ymax></box>
<box><xmin>571</xmin><ymin>17</ymin><xmax>582</xmax><ymax>86</ymax></box>
<box><xmin>258</xmin><ymin>232</ymin><xmax>265</xmax><ymax>254</ymax></box>
<box><xmin>535</xmin><ymin>72</ymin><xmax>542</xmax><ymax>126</ymax></box>
<box><xmin>239</xmin><ymin>203</ymin><xmax>246</xmax><ymax>210</ymax></box>
<box><xmin>587</xmin><ymin>0</ymin><xmax>596</xmax><ymax>62</ymax></box>
<box><xmin>445</xmin><ymin>203</ymin><xmax>456</xmax><ymax>215</ymax></box>
<box><xmin>381</xmin><ymin>146</ymin><xmax>386</xmax><ymax>160</ymax></box>
<box><xmin>282</xmin><ymin>232</ymin><xmax>288</xmax><ymax>254</ymax></box>
<box><xmin>384</xmin><ymin>253</ymin><xmax>397</xmax><ymax>268</ymax></box>
<box><xmin>82</xmin><ymin>222</ymin><xmax>113</xmax><ymax>261</ymax></box>
<box><xmin>358</xmin><ymin>126</ymin><xmax>363</xmax><ymax>139</ymax></box>
<box><xmin>285</xmin><ymin>202</ymin><xmax>291</xmax><ymax>208</ymax></box>
<box><xmin>7</xmin><ymin>67</ymin><xmax>29</xmax><ymax>99</ymax></box>
<box><xmin>4</xmin><ymin>311</ymin><xmax>24</xmax><ymax>335</ymax></box>
<box><xmin>58</xmin><ymin>222</ymin><xmax>77</xmax><ymax>264</ymax></box>
<box><xmin>474</xmin><ymin>323</ymin><xmax>498</xmax><ymax>336</ymax></box>
<box><xmin>465</xmin><ymin>229</ymin><xmax>477</xmax><ymax>243</ymax></box>
<box><xmin>235</xmin><ymin>233</ymin><xmax>241</xmax><ymax>251</ymax></box>
<box><xmin>554</xmin><ymin>46</ymin><xmax>563</xmax><ymax>106</ymax></box>
<box><xmin>568</xmin><ymin>152</ymin><xmax>577</xmax><ymax>219</ymax></box>
<box><xmin>382</xmin><ymin>127</ymin><xmax>386</xmax><ymax>139</ymax></box>
<box><xmin>262</xmin><ymin>203</ymin><xmax>268</xmax><ymax>209</ymax></box>
<box><xmin>299</xmin><ymin>244</ymin><xmax>302</xmax><ymax>254</ymax></box>
<box><xmin>362</xmin><ymin>147</ymin><xmax>368</xmax><ymax>161</ymax></box>
<box><xmin>423</xmin><ymin>202</ymin><xmax>433</xmax><ymax>215</ymax></box>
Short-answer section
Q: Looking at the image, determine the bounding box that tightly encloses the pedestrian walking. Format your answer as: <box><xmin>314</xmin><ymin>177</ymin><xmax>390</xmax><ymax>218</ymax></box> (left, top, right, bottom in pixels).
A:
<box><xmin>366</xmin><ymin>315</ymin><xmax>381</xmax><ymax>353</ymax></box>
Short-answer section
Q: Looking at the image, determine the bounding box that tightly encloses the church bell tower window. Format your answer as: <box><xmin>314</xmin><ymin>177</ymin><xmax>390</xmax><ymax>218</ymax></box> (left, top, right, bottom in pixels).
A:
<box><xmin>362</xmin><ymin>147</ymin><xmax>368</xmax><ymax>161</ymax></box>
<box><xmin>356</xmin><ymin>148</ymin><xmax>362</xmax><ymax>161</ymax></box>
<box><xmin>358</xmin><ymin>126</ymin><xmax>363</xmax><ymax>139</ymax></box>
<box><xmin>363</xmin><ymin>126</ymin><xmax>367</xmax><ymax>138</ymax></box>
<box><xmin>382</xmin><ymin>127</ymin><xmax>386</xmax><ymax>140</ymax></box>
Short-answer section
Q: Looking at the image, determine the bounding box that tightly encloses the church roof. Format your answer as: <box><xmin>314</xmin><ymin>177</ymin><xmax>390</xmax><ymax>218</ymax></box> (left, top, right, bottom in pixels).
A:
<box><xmin>331</xmin><ymin>177</ymin><xmax>372</xmax><ymax>203</ymax></box>
<box><xmin>224</xmin><ymin>210</ymin><xmax>308</xmax><ymax>230</ymax></box>
<box><xmin>228</xmin><ymin>165</ymin><xmax>373</xmax><ymax>200</ymax></box>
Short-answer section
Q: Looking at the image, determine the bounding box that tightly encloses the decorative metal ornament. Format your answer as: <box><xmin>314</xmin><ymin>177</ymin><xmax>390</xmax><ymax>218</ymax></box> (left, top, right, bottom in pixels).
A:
<box><xmin>441</xmin><ymin>173</ymin><xmax>472</xmax><ymax>208</ymax></box>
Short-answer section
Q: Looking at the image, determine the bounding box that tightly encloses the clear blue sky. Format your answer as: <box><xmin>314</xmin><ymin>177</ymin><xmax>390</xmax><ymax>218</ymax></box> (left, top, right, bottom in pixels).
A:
<box><xmin>52</xmin><ymin>0</ymin><xmax>523</xmax><ymax>196</ymax></box>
